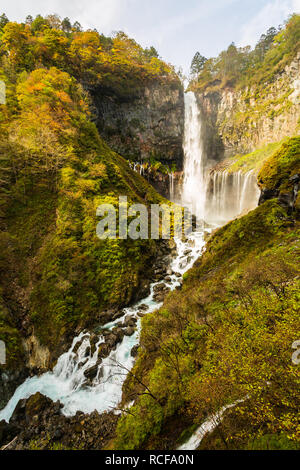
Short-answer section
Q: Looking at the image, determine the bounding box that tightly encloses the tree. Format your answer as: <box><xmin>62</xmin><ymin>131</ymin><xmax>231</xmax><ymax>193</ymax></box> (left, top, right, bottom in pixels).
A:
<box><xmin>61</xmin><ymin>17</ymin><xmax>72</xmax><ymax>33</ymax></box>
<box><xmin>72</xmin><ymin>21</ymin><xmax>82</xmax><ymax>32</ymax></box>
<box><xmin>25</xmin><ymin>15</ymin><xmax>33</xmax><ymax>25</ymax></box>
<box><xmin>190</xmin><ymin>52</ymin><xmax>207</xmax><ymax>75</ymax></box>
<box><xmin>46</xmin><ymin>14</ymin><xmax>62</xmax><ymax>30</ymax></box>
<box><xmin>0</xmin><ymin>13</ymin><xmax>9</xmax><ymax>30</ymax></box>
<box><xmin>144</xmin><ymin>46</ymin><xmax>159</xmax><ymax>59</ymax></box>
<box><xmin>31</xmin><ymin>15</ymin><xmax>50</xmax><ymax>33</ymax></box>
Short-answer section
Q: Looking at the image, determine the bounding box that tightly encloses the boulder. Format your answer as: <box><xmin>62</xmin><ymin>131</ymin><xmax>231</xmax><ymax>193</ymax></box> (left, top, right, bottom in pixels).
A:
<box><xmin>124</xmin><ymin>326</ymin><xmax>135</xmax><ymax>336</ymax></box>
<box><xmin>131</xmin><ymin>345</ymin><xmax>139</xmax><ymax>358</ymax></box>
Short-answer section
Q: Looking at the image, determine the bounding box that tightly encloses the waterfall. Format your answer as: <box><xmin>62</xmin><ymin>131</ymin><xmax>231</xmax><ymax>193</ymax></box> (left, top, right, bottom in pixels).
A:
<box><xmin>205</xmin><ymin>170</ymin><xmax>260</xmax><ymax>224</ymax></box>
<box><xmin>181</xmin><ymin>92</ymin><xmax>260</xmax><ymax>224</ymax></box>
<box><xmin>182</xmin><ymin>92</ymin><xmax>207</xmax><ymax>220</ymax></box>
<box><xmin>169</xmin><ymin>172</ymin><xmax>175</xmax><ymax>201</ymax></box>
<box><xmin>0</xmin><ymin>91</ymin><xmax>261</xmax><ymax>427</ymax></box>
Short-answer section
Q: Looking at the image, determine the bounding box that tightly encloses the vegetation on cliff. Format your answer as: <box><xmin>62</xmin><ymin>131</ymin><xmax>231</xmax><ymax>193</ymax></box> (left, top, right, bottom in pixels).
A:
<box><xmin>114</xmin><ymin>139</ymin><xmax>300</xmax><ymax>450</ymax></box>
<box><xmin>189</xmin><ymin>15</ymin><xmax>300</xmax><ymax>156</ymax></box>
<box><xmin>0</xmin><ymin>16</ymin><xmax>174</xmax><ymax>367</ymax></box>
<box><xmin>190</xmin><ymin>14</ymin><xmax>300</xmax><ymax>94</ymax></box>
<box><xmin>0</xmin><ymin>13</ymin><xmax>179</xmax><ymax>97</ymax></box>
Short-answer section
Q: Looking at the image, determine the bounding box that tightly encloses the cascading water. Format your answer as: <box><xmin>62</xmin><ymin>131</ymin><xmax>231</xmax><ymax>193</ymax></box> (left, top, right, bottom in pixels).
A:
<box><xmin>182</xmin><ymin>92</ymin><xmax>207</xmax><ymax>220</ymax></box>
<box><xmin>0</xmin><ymin>232</ymin><xmax>207</xmax><ymax>423</ymax></box>
<box><xmin>205</xmin><ymin>170</ymin><xmax>260</xmax><ymax>224</ymax></box>
<box><xmin>181</xmin><ymin>92</ymin><xmax>260</xmax><ymax>224</ymax></box>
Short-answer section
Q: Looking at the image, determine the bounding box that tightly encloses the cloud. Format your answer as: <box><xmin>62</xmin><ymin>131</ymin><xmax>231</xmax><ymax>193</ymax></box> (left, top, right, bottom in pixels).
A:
<box><xmin>239</xmin><ymin>0</ymin><xmax>300</xmax><ymax>47</ymax></box>
<box><xmin>3</xmin><ymin>0</ymin><xmax>131</xmax><ymax>34</ymax></box>
<box><xmin>145</xmin><ymin>0</ymin><xmax>239</xmax><ymax>46</ymax></box>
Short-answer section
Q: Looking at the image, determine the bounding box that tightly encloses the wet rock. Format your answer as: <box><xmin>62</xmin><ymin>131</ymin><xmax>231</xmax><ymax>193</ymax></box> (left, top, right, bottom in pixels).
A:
<box><xmin>131</xmin><ymin>345</ymin><xmax>139</xmax><ymax>358</ymax></box>
<box><xmin>289</xmin><ymin>174</ymin><xmax>299</xmax><ymax>184</ymax></box>
<box><xmin>164</xmin><ymin>276</ymin><xmax>172</xmax><ymax>282</ymax></box>
<box><xmin>1</xmin><ymin>393</ymin><xmax>118</xmax><ymax>450</ymax></box>
<box><xmin>184</xmin><ymin>249</ymin><xmax>192</xmax><ymax>256</ymax></box>
<box><xmin>105</xmin><ymin>334</ymin><xmax>118</xmax><ymax>349</ymax></box>
<box><xmin>153</xmin><ymin>283</ymin><xmax>168</xmax><ymax>293</ymax></box>
<box><xmin>136</xmin><ymin>280</ymin><xmax>151</xmax><ymax>299</ymax></box>
<box><xmin>278</xmin><ymin>191</ymin><xmax>295</xmax><ymax>210</ymax></box>
<box><xmin>138</xmin><ymin>304</ymin><xmax>149</xmax><ymax>311</ymax></box>
<box><xmin>97</xmin><ymin>343</ymin><xmax>111</xmax><ymax>359</ymax></box>
<box><xmin>258</xmin><ymin>188</ymin><xmax>279</xmax><ymax>205</ymax></box>
<box><xmin>111</xmin><ymin>327</ymin><xmax>125</xmax><ymax>343</ymax></box>
<box><xmin>173</xmin><ymin>272</ymin><xmax>181</xmax><ymax>277</ymax></box>
<box><xmin>124</xmin><ymin>315</ymin><xmax>137</xmax><ymax>327</ymax></box>
<box><xmin>102</xmin><ymin>329</ymin><xmax>111</xmax><ymax>337</ymax></box>
<box><xmin>84</xmin><ymin>364</ymin><xmax>99</xmax><ymax>381</ymax></box>
<box><xmin>124</xmin><ymin>326</ymin><xmax>135</xmax><ymax>336</ymax></box>
<box><xmin>137</xmin><ymin>311</ymin><xmax>146</xmax><ymax>318</ymax></box>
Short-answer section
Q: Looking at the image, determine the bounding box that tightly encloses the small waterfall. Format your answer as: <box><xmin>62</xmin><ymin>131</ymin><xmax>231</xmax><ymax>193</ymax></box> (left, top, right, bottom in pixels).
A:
<box><xmin>205</xmin><ymin>170</ymin><xmax>260</xmax><ymax>224</ymax></box>
<box><xmin>169</xmin><ymin>172</ymin><xmax>175</xmax><ymax>201</ymax></box>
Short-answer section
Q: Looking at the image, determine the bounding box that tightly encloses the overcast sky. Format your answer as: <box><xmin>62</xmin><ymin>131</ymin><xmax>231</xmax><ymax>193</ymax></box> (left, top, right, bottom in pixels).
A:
<box><xmin>1</xmin><ymin>0</ymin><xmax>300</xmax><ymax>73</ymax></box>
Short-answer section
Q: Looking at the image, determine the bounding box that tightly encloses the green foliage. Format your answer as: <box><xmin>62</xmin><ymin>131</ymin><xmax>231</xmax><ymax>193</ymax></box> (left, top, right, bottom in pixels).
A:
<box><xmin>258</xmin><ymin>136</ymin><xmax>300</xmax><ymax>191</ymax></box>
<box><xmin>0</xmin><ymin>26</ymin><xmax>170</xmax><ymax>358</ymax></box>
<box><xmin>248</xmin><ymin>433</ymin><xmax>300</xmax><ymax>450</ymax></box>
<box><xmin>0</xmin><ymin>15</ymin><xmax>179</xmax><ymax>98</ymax></box>
<box><xmin>114</xmin><ymin>142</ymin><xmax>300</xmax><ymax>449</ymax></box>
<box><xmin>226</xmin><ymin>141</ymin><xmax>284</xmax><ymax>174</ymax></box>
<box><xmin>191</xmin><ymin>14</ymin><xmax>300</xmax><ymax>93</ymax></box>
<box><xmin>190</xmin><ymin>52</ymin><xmax>207</xmax><ymax>76</ymax></box>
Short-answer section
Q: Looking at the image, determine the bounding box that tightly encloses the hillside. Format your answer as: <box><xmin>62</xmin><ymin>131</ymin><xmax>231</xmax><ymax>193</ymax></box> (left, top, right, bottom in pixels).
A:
<box><xmin>189</xmin><ymin>14</ymin><xmax>300</xmax><ymax>162</ymax></box>
<box><xmin>114</xmin><ymin>137</ymin><xmax>300</xmax><ymax>450</ymax></box>
<box><xmin>0</xmin><ymin>16</ymin><xmax>177</xmax><ymax>407</ymax></box>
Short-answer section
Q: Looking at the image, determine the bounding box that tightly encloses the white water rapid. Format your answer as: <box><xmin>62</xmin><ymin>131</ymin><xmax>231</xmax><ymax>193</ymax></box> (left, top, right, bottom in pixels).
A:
<box><xmin>0</xmin><ymin>232</ymin><xmax>207</xmax><ymax>423</ymax></box>
<box><xmin>178</xmin><ymin>399</ymin><xmax>246</xmax><ymax>450</ymax></box>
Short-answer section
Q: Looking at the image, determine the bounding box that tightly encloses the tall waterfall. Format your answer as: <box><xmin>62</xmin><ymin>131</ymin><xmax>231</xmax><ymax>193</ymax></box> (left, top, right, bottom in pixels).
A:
<box><xmin>182</xmin><ymin>92</ymin><xmax>207</xmax><ymax>220</ymax></box>
<box><xmin>181</xmin><ymin>92</ymin><xmax>260</xmax><ymax>224</ymax></box>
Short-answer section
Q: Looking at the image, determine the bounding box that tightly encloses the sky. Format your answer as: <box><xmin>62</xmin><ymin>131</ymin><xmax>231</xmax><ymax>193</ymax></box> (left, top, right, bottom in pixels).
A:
<box><xmin>1</xmin><ymin>0</ymin><xmax>300</xmax><ymax>73</ymax></box>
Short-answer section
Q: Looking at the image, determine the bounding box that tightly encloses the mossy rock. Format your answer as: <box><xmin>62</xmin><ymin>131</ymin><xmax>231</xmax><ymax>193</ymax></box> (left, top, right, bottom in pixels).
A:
<box><xmin>258</xmin><ymin>137</ymin><xmax>300</xmax><ymax>192</ymax></box>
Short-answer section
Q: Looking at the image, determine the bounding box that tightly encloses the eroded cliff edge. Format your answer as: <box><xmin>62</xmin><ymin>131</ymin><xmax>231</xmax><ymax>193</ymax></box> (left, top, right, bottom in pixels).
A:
<box><xmin>92</xmin><ymin>80</ymin><xmax>184</xmax><ymax>167</ymax></box>
<box><xmin>194</xmin><ymin>52</ymin><xmax>300</xmax><ymax>162</ymax></box>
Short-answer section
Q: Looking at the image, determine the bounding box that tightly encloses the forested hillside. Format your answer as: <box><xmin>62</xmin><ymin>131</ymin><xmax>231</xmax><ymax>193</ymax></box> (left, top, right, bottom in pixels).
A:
<box><xmin>0</xmin><ymin>14</ymin><xmax>177</xmax><ymax>400</ymax></box>
<box><xmin>115</xmin><ymin>137</ymin><xmax>300</xmax><ymax>450</ymax></box>
<box><xmin>189</xmin><ymin>14</ymin><xmax>300</xmax><ymax>161</ymax></box>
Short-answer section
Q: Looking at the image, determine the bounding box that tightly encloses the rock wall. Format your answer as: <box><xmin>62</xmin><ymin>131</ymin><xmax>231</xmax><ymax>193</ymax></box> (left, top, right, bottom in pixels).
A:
<box><xmin>197</xmin><ymin>53</ymin><xmax>300</xmax><ymax>160</ymax></box>
<box><xmin>92</xmin><ymin>81</ymin><xmax>185</xmax><ymax>167</ymax></box>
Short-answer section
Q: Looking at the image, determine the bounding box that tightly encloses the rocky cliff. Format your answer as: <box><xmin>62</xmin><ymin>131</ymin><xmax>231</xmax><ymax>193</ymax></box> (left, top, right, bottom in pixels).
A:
<box><xmin>92</xmin><ymin>81</ymin><xmax>184</xmax><ymax>167</ymax></box>
<box><xmin>196</xmin><ymin>52</ymin><xmax>300</xmax><ymax>161</ymax></box>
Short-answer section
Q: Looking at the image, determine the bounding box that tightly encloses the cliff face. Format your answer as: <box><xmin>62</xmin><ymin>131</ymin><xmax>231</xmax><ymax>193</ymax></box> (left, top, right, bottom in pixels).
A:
<box><xmin>92</xmin><ymin>81</ymin><xmax>184</xmax><ymax>167</ymax></box>
<box><xmin>197</xmin><ymin>53</ymin><xmax>300</xmax><ymax>160</ymax></box>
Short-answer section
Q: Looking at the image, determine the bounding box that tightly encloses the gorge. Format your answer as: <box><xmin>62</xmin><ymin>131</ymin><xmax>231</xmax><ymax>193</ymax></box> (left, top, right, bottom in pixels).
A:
<box><xmin>0</xmin><ymin>89</ymin><xmax>269</xmax><ymax>445</ymax></box>
<box><xmin>0</xmin><ymin>12</ymin><xmax>299</xmax><ymax>451</ymax></box>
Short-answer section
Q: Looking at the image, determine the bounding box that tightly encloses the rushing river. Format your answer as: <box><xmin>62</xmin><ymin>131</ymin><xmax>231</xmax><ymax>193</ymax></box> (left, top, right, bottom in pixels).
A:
<box><xmin>0</xmin><ymin>230</ymin><xmax>208</xmax><ymax>423</ymax></box>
